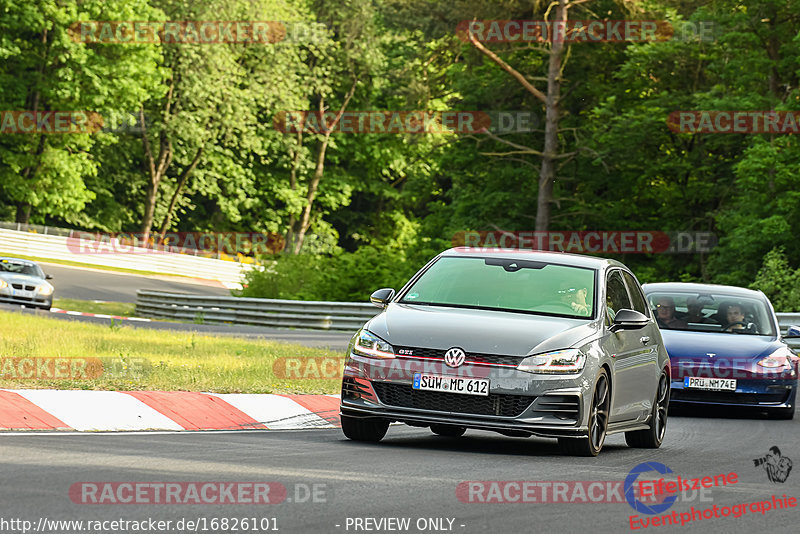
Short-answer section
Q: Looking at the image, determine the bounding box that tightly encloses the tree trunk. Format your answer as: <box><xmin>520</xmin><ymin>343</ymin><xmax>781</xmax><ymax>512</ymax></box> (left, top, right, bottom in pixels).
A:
<box><xmin>535</xmin><ymin>0</ymin><xmax>568</xmax><ymax>232</ymax></box>
<box><xmin>284</xmin><ymin>130</ymin><xmax>304</xmax><ymax>253</ymax></box>
<box><xmin>293</xmin><ymin>131</ymin><xmax>331</xmax><ymax>254</ymax></box>
<box><xmin>140</xmin><ymin>78</ymin><xmax>175</xmax><ymax>245</ymax></box>
<box><xmin>290</xmin><ymin>79</ymin><xmax>357</xmax><ymax>254</ymax></box>
<box><xmin>157</xmin><ymin>146</ymin><xmax>204</xmax><ymax>241</ymax></box>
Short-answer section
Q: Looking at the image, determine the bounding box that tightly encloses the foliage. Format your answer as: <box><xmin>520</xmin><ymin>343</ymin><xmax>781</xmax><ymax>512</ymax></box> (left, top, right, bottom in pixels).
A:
<box><xmin>751</xmin><ymin>249</ymin><xmax>800</xmax><ymax>312</ymax></box>
<box><xmin>2</xmin><ymin>0</ymin><xmax>800</xmax><ymax>305</ymax></box>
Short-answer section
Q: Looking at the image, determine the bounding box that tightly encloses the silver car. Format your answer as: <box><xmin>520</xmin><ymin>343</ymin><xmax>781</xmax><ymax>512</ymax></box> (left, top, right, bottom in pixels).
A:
<box><xmin>339</xmin><ymin>248</ymin><xmax>670</xmax><ymax>456</ymax></box>
<box><xmin>0</xmin><ymin>257</ymin><xmax>54</xmax><ymax>310</ymax></box>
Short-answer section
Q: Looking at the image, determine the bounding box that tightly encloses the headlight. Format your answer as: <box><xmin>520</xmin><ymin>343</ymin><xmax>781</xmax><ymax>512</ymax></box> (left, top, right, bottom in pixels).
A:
<box><xmin>517</xmin><ymin>348</ymin><xmax>586</xmax><ymax>374</ymax></box>
<box><xmin>757</xmin><ymin>347</ymin><xmax>795</xmax><ymax>372</ymax></box>
<box><xmin>38</xmin><ymin>285</ymin><xmax>54</xmax><ymax>296</ymax></box>
<box><xmin>0</xmin><ymin>280</ymin><xmax>7</xmax><ymax>289</ymax></box>
<box><xmin>352</xmin><ymin>329</ymin><xmax>395</xmax><ymax>359</ymax></box>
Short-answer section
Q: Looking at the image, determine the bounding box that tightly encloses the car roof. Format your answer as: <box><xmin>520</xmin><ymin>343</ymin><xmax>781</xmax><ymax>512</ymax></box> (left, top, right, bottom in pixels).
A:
<box><xmin>440</xmin><ymin>247</ymin><xmax>628</xmax><ymax>271</ymax></box>
<box><xmin>642</xmin><ymin>282</ymin><xmax>766</xmax><ymax>300</ymax></box>
<box><xmin>0</xmin><ymin>257</ymin><xmax>37</xmax><ymax>266</ymax></box>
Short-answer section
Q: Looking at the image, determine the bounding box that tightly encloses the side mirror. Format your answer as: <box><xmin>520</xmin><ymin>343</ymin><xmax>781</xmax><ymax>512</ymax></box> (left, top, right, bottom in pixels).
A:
<box><xmin>610</xmin><ymin>308</ymin><xmax>650</xmax><ymax>332</ymax></box>
<box><xmin>370</xmin><ymin>288</ymin><xmax>395</xmax><ymax>308</ymax></box>
<box><xmin>785</xmin><ymin>325</ymin><xmax>800</xmax><ymax>338</ymax></box>
<box><xmin>45</xmin><ymin>274</ymin><xmax>53</xmax><ymax>280</ymax></box>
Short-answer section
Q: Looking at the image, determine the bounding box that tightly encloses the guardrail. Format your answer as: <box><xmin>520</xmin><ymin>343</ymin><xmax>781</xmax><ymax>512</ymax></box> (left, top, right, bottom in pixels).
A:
<box><xmin>0</xmin><ymin>228</ymin><xmax>250</xmax><ymax>289</ymax></box>
<box><xmin>134</xmin><ymin>290</ymin><xmax>800</xmax><ymax>339</ymax></box>
<box><xmin>135</xmin><ymin>290</ymin><xmax>378</xmax><ymax>331</ymax></box>
<box><xmin>778</xmin><ymin>313</ymin><xmax>800</xmax><ymax>350</ymax></box>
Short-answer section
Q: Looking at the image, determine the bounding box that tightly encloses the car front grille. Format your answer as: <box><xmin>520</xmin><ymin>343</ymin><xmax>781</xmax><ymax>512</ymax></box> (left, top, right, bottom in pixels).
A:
<box><xmin>11</xmin><ymin>284</ymin><xmax>36</xmax><ymax>291</ymax></box>
<box><xmin>394</xmin><ymin>346</ymin><xmax>524</xmax><ymax>367</ymax></box>
<box><xmin>672</xmin><ymin>390</ymin><xmax>787</xmax><ymax>405</ymax></box>
<box><xmin>371</xmin><ymin>382</ymin><xmax>534</xmax><ymax>417</ymax></box>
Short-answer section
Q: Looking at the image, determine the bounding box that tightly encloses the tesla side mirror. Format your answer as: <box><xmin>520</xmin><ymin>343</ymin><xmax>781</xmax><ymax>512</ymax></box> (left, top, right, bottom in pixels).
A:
<box><xmin>45</xmin><ymin>274</ymin><xmax>53</xmax><ymax>280</ymax></box>
<box><xmin>610</xmin><ymin>308</ymin><xmax>650</xmax><ymax>332</ymax></box>
<box><xmin>370</xmin><ymin>288</ymin><xmax>395</xmax><ymax>308</ymax></box>
<box><xmin>785</xmin><ymin>325</ymin><xmax>800</xmax><ymax>338</ymax></box>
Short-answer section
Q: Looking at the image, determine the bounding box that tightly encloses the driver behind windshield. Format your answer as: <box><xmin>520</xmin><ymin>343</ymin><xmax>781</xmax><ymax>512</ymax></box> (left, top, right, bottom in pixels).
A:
<box><xmin>557</xmin><ymin>283</ymin><xmax>590</xmax><ymax>316</ymax></box>
<box><xmin>723</xmin><ymin>303</ymin><xmax>747</xmax><ymax>332</ymax></box>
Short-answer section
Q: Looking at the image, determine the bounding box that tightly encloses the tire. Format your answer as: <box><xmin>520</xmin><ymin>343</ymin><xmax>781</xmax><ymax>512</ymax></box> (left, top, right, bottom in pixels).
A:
<box><xmin>430</xmin><ymin>424</ymin><xmax>466</xmax><ymax>437</ymax></box>
<box><xmin>626</xmin><ymin>370</ymin><xmax>670</xmax><ymax>448</ymax></box>
<box><xmin>341</xmin><ymin>415</ymin><xmax>389</xmax><ymax>442</ymax></box>
<box><xmin>559</xmin><ymin>368</ymin><xmax>610</xmax><ymax>457</ymax></box>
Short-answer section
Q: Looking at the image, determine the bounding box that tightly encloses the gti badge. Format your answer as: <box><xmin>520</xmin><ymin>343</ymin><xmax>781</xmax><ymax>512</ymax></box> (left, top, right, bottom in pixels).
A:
<box><xmin>444</xmin><ymin>347</ymin><xmax>466</xmax><ymax>368</ymax></box>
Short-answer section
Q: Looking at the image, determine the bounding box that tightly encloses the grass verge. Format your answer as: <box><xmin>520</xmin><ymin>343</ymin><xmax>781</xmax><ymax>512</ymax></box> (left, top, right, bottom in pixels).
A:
<box><xmin>53</xmin><ymin>298</ymin><xmax>137</xmax><ymax>317</ymax></box>
<box><xmin>0</xmin><ymin>310</ymin><xmax>342</xmax><ymax>394</ymax></box>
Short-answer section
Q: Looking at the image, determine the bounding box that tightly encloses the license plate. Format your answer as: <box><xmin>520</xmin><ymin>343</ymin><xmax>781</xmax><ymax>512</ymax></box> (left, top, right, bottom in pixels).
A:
<box><xmin>413</xmin><ymin>373</ymin><xmax>489</xmax><ymax>396</ymax></box>
<box><xmin>684</xmin><ymin>377</ymin><xmax>737</xmax><ymax>391</ymax></box>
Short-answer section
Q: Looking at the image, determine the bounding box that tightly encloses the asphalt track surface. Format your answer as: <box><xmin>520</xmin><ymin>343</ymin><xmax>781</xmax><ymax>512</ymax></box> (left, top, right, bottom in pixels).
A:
<box><xmin>40</xmin><ymin>263</ymin><xmax>233</xmax><ymax>302</ymax></box>
<box><xmin>0</xmin><ymin>406</ymin><xmax>797</xmax><ymax>534</ymax></box>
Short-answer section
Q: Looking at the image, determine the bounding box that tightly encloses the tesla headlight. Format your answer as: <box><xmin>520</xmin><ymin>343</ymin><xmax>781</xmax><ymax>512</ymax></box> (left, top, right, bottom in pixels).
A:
<box><xmin>517</xmin><ymin>348</ymin><xmax>586</xmax><ymax>374</ymax></box>
<box><xmin>352</xmin><ymin>329</ymin><xmax>395</xmax><ymax>359</ymax></box>
<box><xmin>757</xmin><ymin>347</ymin><xmax>794</xmax><ymax>372</ymax></box>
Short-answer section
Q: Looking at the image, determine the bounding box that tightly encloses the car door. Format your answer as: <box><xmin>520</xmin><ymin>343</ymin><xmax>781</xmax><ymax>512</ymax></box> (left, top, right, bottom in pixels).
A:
<box><xmin>603</xmin><ymin>270</ymin><xmax>654</xmax><ymax>423</ymax></box>
<box><xmin>621</xmin><ymin>271</ymin><xmax>661</xmax><ymax>415</ymax></box>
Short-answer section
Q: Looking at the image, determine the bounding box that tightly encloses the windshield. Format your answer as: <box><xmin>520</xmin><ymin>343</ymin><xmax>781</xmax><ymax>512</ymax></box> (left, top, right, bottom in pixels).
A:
<box><xmin>399</xmin><ymin>256</ymin><xmax>596</xmax><ymax>318</ymax></box>
<box><xmin>645</xmin><ymin>291</ymin><xmax>776</xmax><ymax>336</ymax></box>
<box><xmin>0</xmin><ymin>260</ymin><xmax>42</xmax><ymax>277</ymax></box>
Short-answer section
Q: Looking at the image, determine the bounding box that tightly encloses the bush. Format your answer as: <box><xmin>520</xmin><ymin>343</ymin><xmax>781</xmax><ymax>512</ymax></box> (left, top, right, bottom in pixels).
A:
<box><xmin>750</xmin><ymin>248</ymin><xmax>800</xmax><ymax>312</ymax></box>
<box><xmin>240</xmin><ymin>246</ymin><xmax>433</xmax><ymax>302</ymax></box>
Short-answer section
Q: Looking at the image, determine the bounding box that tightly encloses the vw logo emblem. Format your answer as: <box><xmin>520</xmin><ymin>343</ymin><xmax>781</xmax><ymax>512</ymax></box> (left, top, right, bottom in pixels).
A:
<box><xmin>444</xmin><ymin>347</ymin><xmax>466</xmax><ymax>368</ymax></box>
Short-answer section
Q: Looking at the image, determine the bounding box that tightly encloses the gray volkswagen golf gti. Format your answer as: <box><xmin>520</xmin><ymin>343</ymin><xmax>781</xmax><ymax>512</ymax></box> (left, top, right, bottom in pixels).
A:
<box><xmin>339</xmin><ymin>248</ymin><xmax>670</xmax><ymax>456</ymax></box>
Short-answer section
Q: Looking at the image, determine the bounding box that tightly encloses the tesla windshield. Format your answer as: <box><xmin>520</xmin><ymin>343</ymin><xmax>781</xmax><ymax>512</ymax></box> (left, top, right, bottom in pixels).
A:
<box><xmin>646</xmin><ymin>291</ymin><xmax>776</xmax><ymax>336</ymax></box>
<box><xmin>399</xmin><ymin>256</ymin><xmax>596</xmax><ymax>318</ymax></box>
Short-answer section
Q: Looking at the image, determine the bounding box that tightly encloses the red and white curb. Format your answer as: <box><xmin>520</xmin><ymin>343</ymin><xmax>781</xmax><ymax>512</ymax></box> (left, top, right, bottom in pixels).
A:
<box><xmin>0</xmin><ymin>390</ymin><xmax>340</xmax><ymax>432</ymax></box>
<box><xmin>50</xmin><ymin>308</ymin><xmax>152</xmax><ymax>322</ymax></box>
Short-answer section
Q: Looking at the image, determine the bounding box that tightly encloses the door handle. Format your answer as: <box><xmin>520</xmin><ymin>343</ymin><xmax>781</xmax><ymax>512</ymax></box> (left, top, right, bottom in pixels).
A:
<box><xmin>640</xmin><ymin>336</ymin><xmax>650</xmax><ymax>345</ymax></box>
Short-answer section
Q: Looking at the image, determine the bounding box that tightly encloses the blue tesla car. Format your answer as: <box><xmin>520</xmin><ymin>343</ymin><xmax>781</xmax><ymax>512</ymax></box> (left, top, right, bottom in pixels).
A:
<box><xmin>642</xmin><ymin>283</ymin><xmax>799</xmax><ymax>419</ymax></box>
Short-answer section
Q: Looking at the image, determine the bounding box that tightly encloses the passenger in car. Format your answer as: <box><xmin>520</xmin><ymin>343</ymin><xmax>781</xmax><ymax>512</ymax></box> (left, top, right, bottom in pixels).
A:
<box><xmin>655</xmin><ymin>297</ymin><xmax>688</xmax><ymax>329</ymax></box>
<box><xmin>685</xmin><ymin>297</ymin><xmax>717</xmax><ymax>324</ymax></box>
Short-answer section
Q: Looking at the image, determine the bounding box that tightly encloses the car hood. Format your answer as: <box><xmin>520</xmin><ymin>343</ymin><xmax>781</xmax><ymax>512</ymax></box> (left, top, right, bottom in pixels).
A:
<box><xmin>0</xmin><ymin>272</ymin><xmax>45</xmax><ymax>285</ymax></box>
<box><xmin>365</xmin><ymin>303</ymin><xmax>599</xmax><ymax>356</ymax></box>
<box><xmin>660</xmin><ymin>329</ymin><xmax>781</xmax><ymax>361</ymax></box>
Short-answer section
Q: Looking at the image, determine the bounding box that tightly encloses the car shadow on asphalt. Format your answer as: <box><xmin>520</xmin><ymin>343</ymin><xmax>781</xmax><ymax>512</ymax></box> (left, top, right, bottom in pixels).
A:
<box><xmin>669</xmin><ymin>404</ymin><xmax>795</xmax><ymax>420</ymax></box>
<box><xmin>339</xmin><ymin>430</ymin><xmax>631</xmax><ymax>458</ymax></box>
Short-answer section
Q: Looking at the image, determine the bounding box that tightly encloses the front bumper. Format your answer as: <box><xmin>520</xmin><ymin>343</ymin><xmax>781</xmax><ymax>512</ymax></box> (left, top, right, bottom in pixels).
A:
<box><xmin>670</xmin><ymin>378</ymin><xmax>796</xmax><ymax>409</ymax></box>
<box><xmin>0</xmin><ymin>288</ymin><xmax>52</xmax><ymax>308</ymax></box>
<box><xmin>339</xmin><ymin>353</ymin><xmax>591</xmax><ymax>439</ymax></box>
